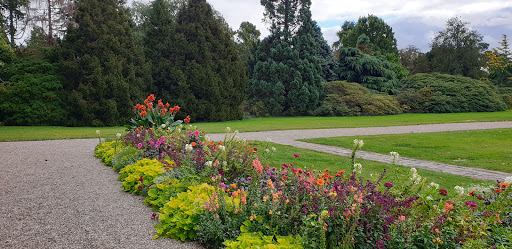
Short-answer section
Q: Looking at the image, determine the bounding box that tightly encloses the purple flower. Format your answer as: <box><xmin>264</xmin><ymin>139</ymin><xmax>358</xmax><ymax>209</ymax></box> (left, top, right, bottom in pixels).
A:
<box><xmin>282</xmin><ymin>163</ymin><xmax>288</xmax><ymax>169</ymax></box>
<box><xmin>253</xmin><ymin>147</ymin><xmax>258</xmax><ymax>151</ymax></box>
<box><xmin>439</xmin><ymin>189</ymin><xmax>448</xmax><ymax>196</ymax></box>
<box><xmin>138</xmin><ymin>143</ymin><xmax>143</xmax><ymax>149</ymax></box>
<box><xmin>149</xmin><ymin>139</ymin><xmax>154</xmax><ymax>146</ymax></box>
<box><xmin>384</xmin><ymin>182</ymin><xmax>393</xmax><ymax>188</ymax></box>
<box><xmin>293</xmin><ymin>154</ymin><xmax>300</xmax><ymax>158</ymax></box>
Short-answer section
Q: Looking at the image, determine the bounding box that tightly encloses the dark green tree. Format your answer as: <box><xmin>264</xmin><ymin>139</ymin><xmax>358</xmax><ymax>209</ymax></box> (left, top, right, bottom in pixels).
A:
<box><xmin>58</xmin><ymin>0</ymin><xmax>151</xmax><ymax>126</ymax></box>
<box><xmin>309</xmin><ymin>21</ymin><xmax>338</xmax><ymax>82</ymax></box>
<box><xmin>341</xmin><ymin>15</ymin><xmax>398</xmax><ymax>56</ymax></box>
<box><xmin>0</xmin><ymin>0</ymin><xmax>29</xmax><ymax>48</ymax></box>
<box><xmin>142</xmin><ymin>0</ymin><xmax>179</xmax><ymax>101</ymax></box>
<box><xmin>332</xmin><ymin>21</ymin><xmax>355</xmax><ymax>53</ymax></box>
<box><xmin>248</xmin><ymin>0</ymin><xmax>325</xmax><ymax>115</ymax></box>
<box><xmin>337</xmin><ymin>36</ymin><xmax>399</xmax><ymax>94</ymax></box>
<box><xmin>167</xmin><ymin>0</ymin><xmax>246</xmax><ymax>121</ymax></box>
<box><xmin>235</xmin><ymin>21</ymin><xmax>260</xmax><ymax>78</ymax></box>
<box><xmin>430</xmin><ymin>17</ymin><xmax>489</xmax><ymax>79</ymax></box>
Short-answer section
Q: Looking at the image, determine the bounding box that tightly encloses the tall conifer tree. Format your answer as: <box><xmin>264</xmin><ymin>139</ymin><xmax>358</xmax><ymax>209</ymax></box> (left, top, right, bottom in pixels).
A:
<box><xmin>248</xmin><ymin>0</ymin><xmax>324</xmax><ymax>115</ymax></box>
<box><xmin>59</xmin><ymin>0</ymin><xmax>150</xmax><ymax>126</ymax></box>
<box><xmin>168</xmin><ymin>0</ymin><xmax>246</xmax><ymax>121</ymax></box>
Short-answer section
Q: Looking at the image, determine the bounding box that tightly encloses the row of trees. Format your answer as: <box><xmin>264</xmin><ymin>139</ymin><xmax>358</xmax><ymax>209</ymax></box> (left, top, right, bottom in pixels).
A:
<box><xmin>0</xmin><ymin>0</ymin><xmax>509</xmax><ymax>126</ymax></box>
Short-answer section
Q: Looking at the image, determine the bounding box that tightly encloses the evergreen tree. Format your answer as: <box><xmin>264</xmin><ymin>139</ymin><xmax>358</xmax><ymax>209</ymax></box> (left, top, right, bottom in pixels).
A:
<box><xmin>235</xmin><ymin>21</ymin><xmax>260</xmax><ymax>78</ymax></box>
<box><xmin>309</xmin><ymin>21</ymin><xmax>338</xmax><ymax>82</ymax></box>
<box><xmin>0</xmin><ymin>0</ymin><xmax>29</xmax><ymax>48</ymax></box>
<box><xmin>337</xmin><ymin>36</ymin><xmax>399</xmax><ymax>94</ymax></box>
<box><xmin>58</xmin><ymin>0</ymin><xmax>150</xmax><ymax>126</ymax></box>
<box><xmin>142</xmin><ymin>0</ymin><xmax>179</xmax><ymax>102</ymax></box>
<box><xmin>248</xmin><ymin>0</ymin><xmax>324</xmax><ymax>115</ymax></box>
<box><xmin>485</xmin><ymin>34</ymin><xmax>512</xmax><ymax>87</ymax></box>
<box><xmin>167</xmin><ymin>0</ymin><xmax>246</xmax><ymax>122</ymax></box>
<box><xmin>341</xmin><ymin>15</ymin><xmax>398</xmax><ymax>56</ymax></box>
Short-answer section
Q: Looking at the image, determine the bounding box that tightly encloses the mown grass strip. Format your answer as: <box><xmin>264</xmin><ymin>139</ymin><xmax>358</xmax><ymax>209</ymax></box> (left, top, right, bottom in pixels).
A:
<box><xmin>301</xmin><ymin>128</ymin><xmax>512</xmax><ymax>173</ymax></box>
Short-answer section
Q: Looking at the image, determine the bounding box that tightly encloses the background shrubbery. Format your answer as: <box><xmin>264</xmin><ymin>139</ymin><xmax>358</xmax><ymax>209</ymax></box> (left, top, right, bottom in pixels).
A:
<box><xmin>397</xmin><ymin>73</ymin><xmax>508</xmax><ymax>113</ymax></box>
<box><xmin>315</xmin><ymin>81</ymin><xmax>402</xmax><ymax>116</ymax></box>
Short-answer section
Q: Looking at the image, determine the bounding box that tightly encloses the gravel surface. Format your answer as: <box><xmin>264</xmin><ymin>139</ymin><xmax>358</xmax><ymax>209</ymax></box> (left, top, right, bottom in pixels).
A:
<box><xmin>0</xmin><ymin>139</ymin><xmax>204</xmax><ymax>249</ymax></box>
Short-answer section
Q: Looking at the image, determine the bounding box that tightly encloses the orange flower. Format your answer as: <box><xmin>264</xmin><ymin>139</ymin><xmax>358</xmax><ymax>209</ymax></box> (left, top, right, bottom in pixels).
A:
<box><xmin>148</xmin><ymin>103</ymin><xmax>153</xmax><ymax>109</ymax></box>
<box><xmin>135</xmin><ymin>104</ymin><xmax>141</xmax><ymax>109</ymax></box>
<box><xmin>283</xmin><ymin>176</ymin><xmax>288</xmax><ymax>180</ymax></box>
<box><xmin>209</xmin><ymin>141</ymin><xmax>214</xmax><ymax>146</ymax></box>
<box><xmin>316</xmin><ymin>178</ymin><xmax>325</xmax><ymax>186</ymax></box>
<box><xmin>147</xmin><ymin>94</ymin><xmax>155</xmax><ymax>101</ymax></box>
<box><xmin>140</xmin><ymin>111</ymin><xmax>147</xmax><ymax>116</ymax></box>
<box><xmin>230</xmin><ymin>184</ymin><xmax>236</xmax><ymax>188</ymax></box>
<box><xmin>174</xmin><ymin>106</ymin><xmax>180</xmax><ymax>112</ymax></box>
<box><xmin>468</xmin><ymin>191</ymin><xmax>476</xmax><ymax>196</ymax></box>
<box><xmin>499</xmin><ymin>182</ymin><xmax>509</xmax><ymax>189</ymax></box>
<box><xmin>325</xmin><ymin>168</ymin><xmax>330</xmax><ymax>172</ymax></box>
<box><xmin>141</xmin><ymin>105</ymin><xmax>146</xmax><ymax>111</ymax></box>
<box><xmin>190</xmin><ymin>142</ymin><xmax>196</xmax><ymax>147</ymax></box>
<box><xmin>184</xmin><ymin>115</ymin><xmax>191</xmax><ymax>123</ymax></box>
<box><xmin>495</xmin><ymin>189</ymin><xmax>502</xmax><ymax>193</ymax></box>
<box><xmin>160</xmin><ymin>108</ymin><xmax>167</xmax><ymax>116</ymax></box>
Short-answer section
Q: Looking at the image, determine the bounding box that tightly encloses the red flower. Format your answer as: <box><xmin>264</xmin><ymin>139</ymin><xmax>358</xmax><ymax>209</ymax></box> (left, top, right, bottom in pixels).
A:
<box><xmin>184</xmin><ymin>115</ymin><xmax>191</xmax><ymax>123</ymax></box>
<box><xmin>147</xmin><ymin>94</ymin><xmax>155</xmax><ymax>101</ymax></box>
<box><xmin>140</xmin><ymin>111</ymin><xmax>147</xmax><ymax>117</ymax></box>
<box><xmin>439</xmin><ymin>189</ymin><xmax>448</xmax><ymax>196</ymax></box>
<box><xmin>293</xmin><ymin>154</ymin><xmax>300</xmax><ymax>158</ymax></box>
<box><xmin>135</xmin><ymin>104</ymin><xmax>141</xmax><ymax>109</ymax></box>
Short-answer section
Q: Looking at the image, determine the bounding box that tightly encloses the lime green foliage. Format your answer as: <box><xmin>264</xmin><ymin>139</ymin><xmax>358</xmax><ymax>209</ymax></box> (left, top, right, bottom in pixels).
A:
<box><xmin>143</xmin><ymin>178</ymin><xmax>189</xmax><ymax>212</ymax></box>
<box><xmin>302</xmin><ymin>128</ymin><xmax>512</xmax><ymax>173</ymax></box>
<box><xmin>94</xmin><ymin>140</ymin><xmax>125</xmax><ymax>166</ymax></box>
<box><xmin>317</xmin><ymin>81</ymin><xmax>401</xmax><ymax>116</ymax></box>
<box><xmin>155</xmin><ymin>183</ymin><xmax>216</xmax><ymax>241</ymax></box>
<box><xmin>112</xmin><ymin>146</ymin><xmax>141</xmax><ymax>172</ymax></box>
<box><xmin>223</xmin><ymin>232</ymin><xmax>303</xmax><ymax>249</ymax></box>
<box><xmin>398</xmin><ymin>73</ymin><xmax>508</xmax><ymax>113</ymax></box>
<box><xmin>118</xmin><ymin>159</ymin><xmax>165</xmax><ymax>194</ymax></box>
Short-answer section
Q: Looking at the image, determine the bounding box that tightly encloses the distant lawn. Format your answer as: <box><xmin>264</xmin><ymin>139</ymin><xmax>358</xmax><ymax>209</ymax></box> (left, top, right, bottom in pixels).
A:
<box><xmin>195</xmin><ymin>110</ymin><xmax>512</xmax><ymax>133</ymax></box>
<box><xmin>0</xmin><ymin>110</ymin><xmax>511</xmax><ymax>141</ymax></box>
<box><xmin>301</xmin><ymin>128</ymin><xmax>512</xmax><ymax>173</ymax></box>
<box><xmin>0</xmin><ymin>126</ymin><xmax>125</xmax><ymax>142</ymax></box>
<box><xmin>254</xmin><ymin>141</ymin><xmax>494</xmax><ymax>196</ymax></box>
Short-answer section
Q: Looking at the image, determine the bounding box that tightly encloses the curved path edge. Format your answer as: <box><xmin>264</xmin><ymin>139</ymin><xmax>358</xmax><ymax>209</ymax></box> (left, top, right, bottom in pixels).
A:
<box><xmin>208</xmin><ymin>121</ymin><xmax>512</xmax><ymax>182</ymax></box>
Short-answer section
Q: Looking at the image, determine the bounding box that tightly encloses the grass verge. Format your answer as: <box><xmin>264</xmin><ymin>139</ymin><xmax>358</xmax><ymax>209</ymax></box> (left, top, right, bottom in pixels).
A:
<box><xmin>0</xmin><ymin>126</ymin><xmax>125</xmax><ymax>142</ymax></box>
<box><xmin>254</xmin><ymin>141</ymin><xmax>494</xmax><ymax>196</ymax></box>
<box><xmin>301</xmin><ymin>128</ymin><xmax>512</xmax><ymax>173</ymax></box>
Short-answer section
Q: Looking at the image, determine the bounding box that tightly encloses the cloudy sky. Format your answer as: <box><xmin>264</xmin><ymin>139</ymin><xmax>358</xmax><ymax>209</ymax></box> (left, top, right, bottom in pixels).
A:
<box><xmin>134</xmin><ymin>0</ymin><xmax>512</xmax><ymax>52</ymax></box>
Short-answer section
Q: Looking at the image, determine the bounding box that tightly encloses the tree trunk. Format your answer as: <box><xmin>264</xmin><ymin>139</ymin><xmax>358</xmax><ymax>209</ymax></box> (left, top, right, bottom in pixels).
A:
<box><xmin>9</xmin><ymin>8</ymin><xmax>15</xmax><ymax>48</ymax></box>
<box><xmin>48</xmin><ymin>0</ymin><xmax>53</xmax><ymax>45</ymax></box>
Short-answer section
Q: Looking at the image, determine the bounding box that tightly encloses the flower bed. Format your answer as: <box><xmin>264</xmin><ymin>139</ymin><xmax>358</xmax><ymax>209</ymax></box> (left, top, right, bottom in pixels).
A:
<box><xmin>95</xmin><ymin>95</ymin><xmax>512</xmax><ymax>248</ymax></box>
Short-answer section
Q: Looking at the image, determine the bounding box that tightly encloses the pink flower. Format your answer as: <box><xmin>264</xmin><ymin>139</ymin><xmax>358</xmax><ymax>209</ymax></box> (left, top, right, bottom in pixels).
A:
<box><xmin>160</xmin><ymin>136</ymin><xmax>165</xmax><ymax>142</ymax></box>
<box><xmin>194</xmin><ymin>130</ymin><xmax>200</xmax><ymax>136</ymax></box>
<box><xmin>138</xmin><ymin>143</ymin><xmax>143</xmax><ymax>149</ymax></box>
<box><xmin>398</xmin><ymin>216</ymin><xmax>405</xmax><ymax>222</ymax></box>
<box><xmin>294</xmin><ymin>154</ymin><xmax>300</xmax><ymax>158</ymax></box>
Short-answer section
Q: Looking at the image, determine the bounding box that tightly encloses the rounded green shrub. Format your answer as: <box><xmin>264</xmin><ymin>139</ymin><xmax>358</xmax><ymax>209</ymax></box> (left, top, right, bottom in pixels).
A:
<box><xmin>317</xmin><ymin>81</ymin><xmax>402</xmax><ymax>116</ymax></box>
<box><xmin>112</xmin><ymin>146</ymin><xmax>142</xmax><ymax>172</ymax></box>
<box><xmin>397</xmin><ymin>73</ymin><xmax>508</xmax><ymax>113</ymax></box>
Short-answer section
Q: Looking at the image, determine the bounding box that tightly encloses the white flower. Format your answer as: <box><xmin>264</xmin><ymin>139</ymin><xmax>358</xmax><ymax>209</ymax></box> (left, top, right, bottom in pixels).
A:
<box><xmin>205</xmin><ymin>161</ymin><xmax>213</xmax><ymax>167</ymax></box>
<box><xmin>136</xmin><ymin>134</ymin><xmax>140</xmax><ymax>138</ymax></box>
<box><xmin>504</xmin><ymin>176</ymin><xmax>512</xmax><ymax>185</ymax></box>
<box><xmin>390</xmin><ymin>151</ymin><xmax>399</xmax><ymax>163</ymax></box>
<box><xmin>218</xmin><ymin>145</ymin><xmax>226</xmax><ymax>151</ymax></box>
<box><xmin>353</xmin><ymin>139</ymin><xmax>364</xmax><ymax>148</ymax></box>
<box><xmin>226</xmin><ymin>127</ymin><xmax>231</xmax><ymax>133</ymax></box>
<box><xmin>267</xmin><ymin>138</ymin><xmax>272</xmax><ymax>142</ymax></box>
<box><xmin>414</xmin><ymin>176</ymin><xmax>422</xmax><ymax>185</ymax></box>
<box><xmin>265</xmin><ymin>149</ymin><xmax>270</xmax><ymax>153</ymax></box>
<box><xmin>454</xmin><ymin>186</ymin><xmax>465</xmax><ymax>196</ymax></box>
<box><xmin>116</xmin><ymin>133</ymin><xmax>122</xmax><ymax>139</ymax></box>
<box><xmin>161</xmin><ymin>124</ymin><xmax>167</xmax><ymax>129</ymax></box>
<box><xmin>354</xmin><ymin>163</ymin><xmax>362</xmax><ymax>174</ymax></box>
<box><xmin>185</xmin><ymin>144</ymin><xmax>193</xmax><ymax>152</ymax></box>
<box><xmin>410</xmin><ymin>168</ymin><xmax>417</xmax><ymax>175</ymax></box>
<box><xmin>223</xmin><ymin>161</ymin><xmax>227</xmax><ymax>166</ymax></box>
<box><xmin>426</xmin><ymin>196</ymin><xmax>433</xmax><ymax>201</ymax></box>
<box><xmin>429</xmin><ymin>182</ymin><xmax>439</xmax><ymax>189</ymax></box>
<box><xmin>96</xmin><ymin>130</ymin><xmax>100</xmax><ymax>135</ymax></box>
<box><xmin>234</xmin><ymin>130</ymin><xmax>239</xmax><ymax>135</ymax></box>
<box><xmin>272</xmin><ymin>147</ymin><xmax>276</xmax><ymax>152</ymax></box>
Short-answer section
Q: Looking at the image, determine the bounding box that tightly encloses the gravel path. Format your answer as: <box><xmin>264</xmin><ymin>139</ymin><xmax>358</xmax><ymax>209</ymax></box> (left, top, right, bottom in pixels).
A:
<box><xmin>0</xmin><ymin>139</ymin><xmax>203</xmax><ymax>249</ymax></box>
<box><xmin>209</xmin><ymin>121</ymin><xmax>512</xmax><ymax>182</ymax></box>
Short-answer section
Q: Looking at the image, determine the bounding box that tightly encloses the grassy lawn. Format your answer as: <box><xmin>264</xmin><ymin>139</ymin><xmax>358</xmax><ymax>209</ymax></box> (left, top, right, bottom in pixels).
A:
<box><xmin>301</xmin><ymin>128</ymin><xmax>512</xmax><ymax>173</ymax></box>
<box><xmin>0</xmin><ymin>110</ymin><xmax>511</xmax><ymax>141</ymax></box>
<box><xmin>254</xmin><ymin>141</ymin><xmax>494</xmax><ymax>196</ymax></box>
<box><xmin>195</xmin><ymin>110</ymin><xmax>512</xmax><ymax>133</ymax></box>
<box><xmin>0</xmin><ymin>126</ymin><xmax>125</xmax><ymax>142</ymax></box>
